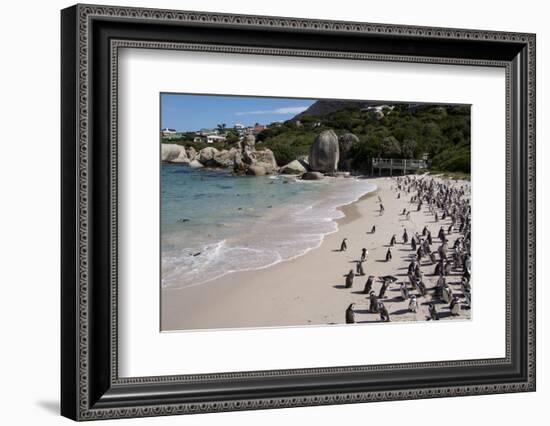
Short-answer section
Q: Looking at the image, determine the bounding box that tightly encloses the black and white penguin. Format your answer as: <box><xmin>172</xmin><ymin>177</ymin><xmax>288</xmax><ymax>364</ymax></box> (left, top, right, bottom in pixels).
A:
<box><xmin>363</xmin><ymin>276</ymin><xmax>374</xmax><ymax>294</ymax></box>
<box><xmin>340</xmin><ymin>238</ymin><xmax>348</xmax><ymax>252</ymax></box>
<box><xmin>379</xmin><ymin>303</ymin><xmax>391</xmax><ymax>322</ymax></box>
<box><xmin>449</xmin><ymin>297</ymin><xmax>460</xmax><ymax>316</ymax></box>
<box><xmin>428</xmin><ymin>303</ymin><xmax>440</xmax><ymax>321</ymax></box>
<box><xmin>378</xmin><ymin>280</ymin><xmax>389</xmax><ymax>299</ymax></box>
<box><xmin>345</xmin><ymin>303</ymin><xmax>356</xmax><ymax>324</ymax></box>
<box><xmin>385</xmin><ymin>248</ymin><xmax>392</xmax><ymax>262</ymax></box>
<box><xmin>345</xmin><ymin>270</ymin><xmax>354</xmax><ymax>288</ymax></box>
<box><xmin>369</xmin><ymin>291</ymin><xmax>379</xmax><ymax>313</ymax></box>
<box><xmin>409</xmin><ymin>295</ymin><xmax>418</xmax><ymax>313</ymax></box>
<box><xmin>356</xmin><ymin>261</ymin><xmax>365</xmax><ymax>276</ymax></box>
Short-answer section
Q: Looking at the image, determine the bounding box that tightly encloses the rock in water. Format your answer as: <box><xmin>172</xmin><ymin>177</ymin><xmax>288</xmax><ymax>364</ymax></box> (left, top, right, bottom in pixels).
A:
<box><xmin>338</xmin><ymin>133</ymin><xmax>359</xmax><ymax>171</ymax></box>
<box><xmin>197</xmin><ymin>147</ymin><xmax>221</xmax><ymax>167</ymax></box>
<box><xmin>246</xmin><ymin>165</ymin><xmax>267</xmax><ymax>176</ymax></box>
<box><xmin>301</xmin><ymin>171</ymin><xmax>324</xmax><ymax>180</ymax></box>
<box><xmin>247</xmin><ymin>149</ymin><xmax>279</xmax><ymax>174</ymax></box>
<box><xmin>188</xmin><ymin>159</ymin><xmax>204</xmax><ymax>168</ymax></box>
<box><xmin>280</xmin><ymin>159</ymin><xmax>308</xmax><ymax>175</ymax></box>
<box><xmin>309</xmin><ymin>130</ymin><xmax>339</xmax><ymax>173</ymax></box>
<box><xmin>161</xmin><ymin>144</ymin><xmax>189</xmax><ymax>163</ymax></box>
<box><xmin>213</xmin><ymin>148</ymin><xmax>238</xmax><ymax>168</ymax></box>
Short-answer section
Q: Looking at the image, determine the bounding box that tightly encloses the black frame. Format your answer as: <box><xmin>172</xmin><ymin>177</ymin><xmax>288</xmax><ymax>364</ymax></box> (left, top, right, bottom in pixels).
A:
<box><xmin>61</xmin><ymin>4</ymin><xmax>536</xmax><ymax>421</ymax></box>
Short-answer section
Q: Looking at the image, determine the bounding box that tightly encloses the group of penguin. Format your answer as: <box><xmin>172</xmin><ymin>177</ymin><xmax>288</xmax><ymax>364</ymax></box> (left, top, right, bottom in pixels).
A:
<box><xmin>339</xmin><ymin>175</ymin><xmax>472</xmax><ymax>325</ymax></box>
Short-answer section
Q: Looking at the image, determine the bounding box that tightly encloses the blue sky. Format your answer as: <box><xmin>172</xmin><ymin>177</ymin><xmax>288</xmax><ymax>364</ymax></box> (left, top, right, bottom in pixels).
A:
<box><xmin>161</xmin><ymin>94</ymin><xmax>316</xmax><ymax>131</ymax></box>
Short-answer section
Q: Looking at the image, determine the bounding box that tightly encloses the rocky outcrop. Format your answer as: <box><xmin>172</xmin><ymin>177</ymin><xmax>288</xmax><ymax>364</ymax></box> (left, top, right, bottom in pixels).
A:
<box><xmin>280</xmin><ymin>159</ymin><xmax>309</xmax><ymax>175</ymax></box>
<box><xmin>338</xmin><ymin>133</ymin><xmax>359</xmax><ymax>171</ymax></box>
<box><xmin>213</xmin><ymin>148</ymin><xmax>238</xmax><ymax>168</ymax></box>
<box><xmin>188</xmin><ymin>159</ymin><xmax>204</xmax><ymax>168</ymax></box>
<box><xmin>243</xmin><ymin>149</ymin><xmax>278</xmax><ymax>174</ymax></box>
<box><xmin>301</xmin><ymin>171</ymin><xmax>324</xmax><ymax>180</ymax></box>
<box><xmin>241</xmin><ymin>134</ymin><xmax>256</xmax><ymax>150</ymax></box>
<box><xmin>196</xmin><ymin>147</ymin><xmax>223</xmax><ymax>167</ymax></box>
<box><xmin>161</xmin><ymin>144</ymin><xmax>189</xmax><ymax>163</ymax></box>
<box><xmin>186</xmin><ymin>146</ymin><xmax>197</xmax><ymax>161</ymax></box>
<box><xmin>309</xmin><ymin>130</ymin><xmax>339</xmax><ymax>173</ymax></box>
<box><xmin>245</xmin><ymin>165</ymin><xmax>267</xmax><ymax>176</ymax></box>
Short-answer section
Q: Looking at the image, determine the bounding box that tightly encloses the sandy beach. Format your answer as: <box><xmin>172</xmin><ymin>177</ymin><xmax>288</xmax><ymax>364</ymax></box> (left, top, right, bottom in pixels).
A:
<box><xmin>161</xmin><ymin>175</ymin><xmax>471</xmax><ymax>331</ymax></box>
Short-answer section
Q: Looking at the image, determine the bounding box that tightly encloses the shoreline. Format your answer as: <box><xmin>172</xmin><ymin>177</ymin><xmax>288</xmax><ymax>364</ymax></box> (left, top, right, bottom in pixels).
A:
<box><xmin>161</xmin><ymin>176</ymin><xmax>470</xmax><ymax>331</ymax></box>
<box><xmin>162</xmin><ymin>175</ymin><xmax>378</xmax><ymax>289</ymax></box>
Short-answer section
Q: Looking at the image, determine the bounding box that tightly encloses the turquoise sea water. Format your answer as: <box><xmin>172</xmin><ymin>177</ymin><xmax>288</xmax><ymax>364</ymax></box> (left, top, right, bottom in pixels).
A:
<box><xmin>161</xmin><ymin>163</ymin><xmax>376</xmax><ymax>288</ymax></box>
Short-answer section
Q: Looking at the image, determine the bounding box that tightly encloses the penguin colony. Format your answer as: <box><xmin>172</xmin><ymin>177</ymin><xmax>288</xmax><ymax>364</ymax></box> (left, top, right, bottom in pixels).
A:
<box><xmin>342</xmin><ymin>175</ymin><xmax>471</xmax><ymax>324</ymax></box>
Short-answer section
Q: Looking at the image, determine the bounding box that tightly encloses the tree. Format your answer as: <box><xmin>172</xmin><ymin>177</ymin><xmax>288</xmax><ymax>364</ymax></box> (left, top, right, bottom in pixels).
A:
<box><xmin>402</xmin><ymin>138</ymin><xmax>417</xmax><ymax>158</ymax></box>
<box><xmin>379</xmin><ymin>136</ymin><xmax>401</xmax><ymax>157</ymax></box>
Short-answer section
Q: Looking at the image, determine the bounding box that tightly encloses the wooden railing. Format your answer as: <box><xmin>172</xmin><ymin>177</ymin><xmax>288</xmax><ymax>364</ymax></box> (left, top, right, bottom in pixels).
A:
<box><xmin>371</xmin><ymin>158</ymin><xmax>428</xmax><ymax>175</ymax></box>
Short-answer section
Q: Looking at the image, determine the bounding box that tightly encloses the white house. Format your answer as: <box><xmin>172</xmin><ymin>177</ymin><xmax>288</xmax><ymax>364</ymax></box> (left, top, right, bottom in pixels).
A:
<box><xmin>206</xmin><ymin>135</ymin><xmax>226</xmax><ymax>144</ymax></box>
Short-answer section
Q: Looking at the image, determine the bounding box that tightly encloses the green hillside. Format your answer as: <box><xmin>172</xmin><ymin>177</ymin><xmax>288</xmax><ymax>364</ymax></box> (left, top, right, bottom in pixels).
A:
<box><xmin>258</xmin><ymin>102</ymin><xmax>471</xmax><ymax>174</ymax></box>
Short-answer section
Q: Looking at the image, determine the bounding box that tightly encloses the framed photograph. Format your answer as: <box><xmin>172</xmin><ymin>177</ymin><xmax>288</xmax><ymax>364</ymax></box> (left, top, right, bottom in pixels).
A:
<box><xmin>61</xmin><ymin>4</ymin><xmax>536</xmax><ymax>421</ymax></box>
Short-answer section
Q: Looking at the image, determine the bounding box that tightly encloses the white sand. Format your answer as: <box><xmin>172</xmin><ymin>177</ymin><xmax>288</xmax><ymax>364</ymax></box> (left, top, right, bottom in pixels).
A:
<box><xmin>161</xmin><ymin>176</ymin><xmax>471</xmax><ymax>331</ymax></box>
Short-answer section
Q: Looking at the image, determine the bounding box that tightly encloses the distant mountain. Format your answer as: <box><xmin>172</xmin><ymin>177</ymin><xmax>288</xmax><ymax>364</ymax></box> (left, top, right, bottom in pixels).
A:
<box><xmin>293</xmin><ymin>100</ymin><xmax>465</xmax><ymax>119</ymax></box>
<box><xmin>293</xmin><ymin>100</ymin><xmax>382</xmax><ymax>119</ymax></box>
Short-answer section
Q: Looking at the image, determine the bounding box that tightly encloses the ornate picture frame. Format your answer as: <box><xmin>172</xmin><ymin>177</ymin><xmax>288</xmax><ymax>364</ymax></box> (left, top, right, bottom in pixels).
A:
<box><xmin>61</xmin><ymin>4</ymin><xmax>536</xmax><ymax>421</ymax></box>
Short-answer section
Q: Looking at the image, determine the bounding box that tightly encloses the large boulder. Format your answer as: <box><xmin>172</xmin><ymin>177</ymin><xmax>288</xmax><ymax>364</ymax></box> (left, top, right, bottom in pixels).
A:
<box><xmin>246</xmin><ymin>165</ymin><xmax>267</xmax><ymax>176</ymax></box>
<box><xmin>309</xmin><ymin>130</ymin><xmax>339</xmax><ymax>173</ymax></box>
<box><xmin>338</xmin><ymin>133</ymin><xmax>359</xmax><ymax>171</ymax></box>
<box><xmin>161</xmin><ymin>144</ymin><xmax>188</xmax><ymax>163</ymax></box>
<box><xmin>241</xmin><ymin>133</ymin><xmax>256</xmax><ymax>150</ymax></box>
<box><xmin>189</xmin><ymin>159</ymin><xmax>204</xmax><ymax>168</ymax></box>
<box><xmin>242</xmin><ymin>148</ymin><xmax>278</xmax><ymax>174</ymax></box>
<box><xmin>280</xmin><ymin>159</ymin><xmax>308</xmax><ymax>175</ymax></box>
<box><xmin>213</xmin><ymin>148</ymin><xmax>238</xmax><ymax>168</ymax></box>
<box><xmin>301</xmin><ymin>171</ymin><xmax>324</xmax><ymax>180</ymax></box>
<box><xmin>197</xmin><ymin>147</ymin><xmax>221</xmax><ymax>167</ymax></box>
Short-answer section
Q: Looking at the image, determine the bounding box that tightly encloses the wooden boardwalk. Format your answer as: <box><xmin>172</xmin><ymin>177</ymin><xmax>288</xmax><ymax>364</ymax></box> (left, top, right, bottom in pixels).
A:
<box><xmin>371</xmin><ymin>158</ymin><xmax>428</xmax><ymax>176</ymax></box>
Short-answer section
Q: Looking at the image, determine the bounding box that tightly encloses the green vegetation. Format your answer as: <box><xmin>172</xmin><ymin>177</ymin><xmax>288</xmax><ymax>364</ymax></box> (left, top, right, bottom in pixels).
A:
<box><xmin>258</xmin><ymin>103</ymin><xmax>471</xmax><ymax>173</ymax></box>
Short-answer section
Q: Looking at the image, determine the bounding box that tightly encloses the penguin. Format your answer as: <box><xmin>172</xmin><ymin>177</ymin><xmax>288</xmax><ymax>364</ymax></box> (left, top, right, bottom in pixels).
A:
<box><xmin>418</xmin><ymin>280</ymin><xmax>427</xmax><ymax>297</ymax></box>
<box><xmin>406</xmin><ymin>211</ymin><xmax>411</xmax><ymax>220</ymax></box>
<box><xmin>340</xmin><ymin>238</ymin><xmax>348</xmax><ymax>251</ymax></box>
<box><xmin>402</xmin><ymin>208</ymin><xmax>407</xmax><ymax>216</ymax></box>
<box><xmin>379</xmin><ymin>303</ymin><xmax>390</xmax><ymax>322</ymax></box>
<box><xmin>378</xmin><ymin>280</ymin><xmax>389</xmax><ymax>299</ymax></box>
<box><xmin>379</xmin><ymin>204</ymin><xmax>385</xmax><ymax>214</ymax></box>
<box><xmin>356</xmin><ymin>260</ymin><xmax>365</xmax><ymax>276</ymax></box>
<box><xmin>411</xmin><ymin>237</ymin><xmax>417</xmax><ymax>251</ymax></box>
<box><xmin>408</xmin><ymin>295</ymin><xmax>418</xmax><ymax>313</ymax></box>
<box><xmin>345</xmin><ymin>303</ymin><xmax>356</xmax><ymax>324</ymax></box>
<box><xmin>400</xmin><ymin>283</ymin><xmax>409</xmax><ymax>300</ymax></box>
<box><xmin>464</xmin><ymin>290</ymin><xmax>472</xmax><ymax>308</ymax></box>
<box><xmin>450</xmin><ymin>297</ymin><xmax>460</xmax><ymax>316</ymax></box>
<box><xmin>385</xmin><ymin>248</ymin><xmax>392</xmax><ymax>262</ymax></box>
<box><xmin>435</xmin><ymin>212</ymin><xmax>439</xmax><ymax>222</ymax></box>
<box><xmin>390</xmin><ymin>234</ymin><xmax>397</xmax><ymax>246</ymax></box>
<box><xmin>361</xmin><ymin>248</ymin><xmax>368</xmax><ymax>262</ymax></box>
<box><xmin>428</xmin><ymin>303</ymin><xmax>440</xmax><ymax>321</ymax></box>
<box><xmin>345</xmin><ymin>270</ymin><xmax>355</xmax><ymax>288</ymax></box>
<box><xmin>363</xmin><ymin>276</ymin><xmax>374</xmax><ymax>294</ymax></box>
<box><xmin>371</xmin><ymin>225</ymin><xmax>376</xmax><ymax>234</ymax></box>
<box><xmin>369</xmin><ymin>291</ymin><xmax>379</xmax><ymax>313</ymax></box>
<box><xmin>442</xmin><ymin>286</ymin><xmax>453</xmax><ymax>304</ymax></box>
<box><xmin>403</xmin><ymin>229</ymin><xmax>409</xmax><ymax>244</ymax></box>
